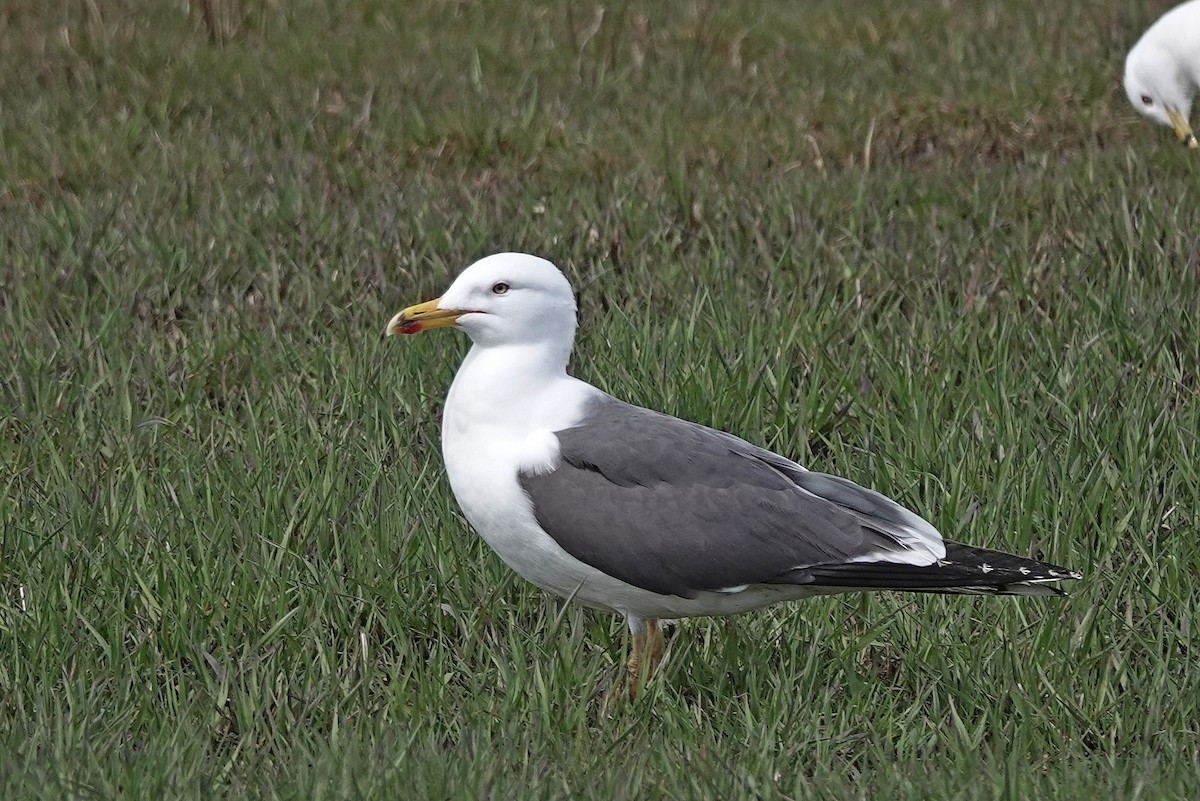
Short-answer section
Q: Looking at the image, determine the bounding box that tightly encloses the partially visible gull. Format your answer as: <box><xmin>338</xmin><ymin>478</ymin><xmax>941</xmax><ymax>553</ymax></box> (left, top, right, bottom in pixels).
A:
<box><xmin>1124</xmin><ymin>0</ymin><xmax>1200</xmax><ymax>148</ymax></box>
<box><xmin>386</xmin><ymin>253</ymin><xmax>1081</xmax><ymax>697</ymax></box>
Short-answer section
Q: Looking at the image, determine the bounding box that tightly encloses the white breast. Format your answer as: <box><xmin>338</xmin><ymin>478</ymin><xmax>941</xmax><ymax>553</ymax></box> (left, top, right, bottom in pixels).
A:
<box><xmin>440</xmin><ymin>346</ymin><xmax>613</xmax><ymax>602</ymax></box>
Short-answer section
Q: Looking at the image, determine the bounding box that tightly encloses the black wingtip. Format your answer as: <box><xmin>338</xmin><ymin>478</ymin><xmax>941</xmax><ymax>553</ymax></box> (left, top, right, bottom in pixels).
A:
<box><xmin>792</xmin><ymin>541</ymin><xmax>1082</xmax><ymax>597</ymax></box>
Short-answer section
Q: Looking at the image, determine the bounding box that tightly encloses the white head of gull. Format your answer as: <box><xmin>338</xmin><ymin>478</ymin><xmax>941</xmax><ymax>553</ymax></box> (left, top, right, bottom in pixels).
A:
<box><xmin>386</xmin><ymin>252</ymin><xmax>1081</xmax><ymax>698</ymax></box>
<box><xmin>1124</xmin><ymin>0</ymin><xmax>1200</xmax><ymax>148</ymax></box>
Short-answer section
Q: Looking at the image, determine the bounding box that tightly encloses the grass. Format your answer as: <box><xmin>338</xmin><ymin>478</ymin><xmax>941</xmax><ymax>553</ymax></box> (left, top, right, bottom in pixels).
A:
<box><xmin>2</xmin><ymin>0</ymin><xmax>1200</xmax><ymax>797</ymax></box>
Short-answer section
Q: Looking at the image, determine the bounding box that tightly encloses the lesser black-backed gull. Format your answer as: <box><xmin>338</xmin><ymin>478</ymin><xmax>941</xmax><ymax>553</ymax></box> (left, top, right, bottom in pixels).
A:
<box><xmin>386</xmin><ymin>253</ymin><xmax>1081</xmax><ymax>696</ymax></box>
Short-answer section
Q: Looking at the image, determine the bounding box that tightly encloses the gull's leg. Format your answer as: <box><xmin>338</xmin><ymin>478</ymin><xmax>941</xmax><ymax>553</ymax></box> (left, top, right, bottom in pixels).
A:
<box><xmin>645</xmin><ymin>618</ymin><xmax>664</xmax><ymax>669</ymax></box>
<box><xmin>626</xmin><ymin>616</ymin><xmax>664</xmax><ymax>699</ymax></box>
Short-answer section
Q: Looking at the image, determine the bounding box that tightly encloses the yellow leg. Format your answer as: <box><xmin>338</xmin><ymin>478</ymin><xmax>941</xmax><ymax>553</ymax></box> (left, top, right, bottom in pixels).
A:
<box><xmin>626</xmin><ymin>617</ymin><xmax>664</xmax><ymax>699</ymax></box>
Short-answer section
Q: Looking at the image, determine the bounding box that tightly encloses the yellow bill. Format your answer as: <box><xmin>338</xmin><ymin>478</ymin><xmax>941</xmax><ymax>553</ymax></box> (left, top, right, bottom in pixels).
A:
<box><xmin>1167</xmin><ymin>108</ymin><xmax>1199</xmax><ymax>149</ymax></box>
<box><xmin>385</xmin><ymin>297</ymin><xmax>468</xmax><ymax>336</ymax></box>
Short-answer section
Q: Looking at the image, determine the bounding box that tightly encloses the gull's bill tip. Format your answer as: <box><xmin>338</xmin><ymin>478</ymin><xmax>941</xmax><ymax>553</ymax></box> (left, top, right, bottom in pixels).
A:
<box><xmin>385</xmin><ymin>296</ymin><xmax>466</xmax><ymax>336</ymax></box>
<box><xmin>1166</xmin><ymin>108</ymin><xmax>1198</xmax><ymax>149</ymax></box>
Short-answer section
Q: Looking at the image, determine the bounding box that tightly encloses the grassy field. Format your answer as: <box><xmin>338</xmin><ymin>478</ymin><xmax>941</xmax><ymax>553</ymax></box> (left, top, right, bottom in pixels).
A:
<box><xmin>3</xmin><ymin>0</ymin><xmax>1200</xmax><ymax>797</ymax></box>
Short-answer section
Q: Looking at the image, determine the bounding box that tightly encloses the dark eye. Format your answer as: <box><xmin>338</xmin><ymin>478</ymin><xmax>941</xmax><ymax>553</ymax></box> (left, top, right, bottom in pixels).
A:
<box><xmin>491</xmin><ymin>282</ymin><xmax>510</xmax><ymax>295</ymax></box>
<box><xmin>1141</xmin><ymin>94</ymin><xmax>1153</xmax><ymax>106</ymax></box>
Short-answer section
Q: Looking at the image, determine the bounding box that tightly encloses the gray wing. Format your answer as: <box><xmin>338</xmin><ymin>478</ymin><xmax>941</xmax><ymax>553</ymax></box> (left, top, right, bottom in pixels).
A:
<box><xmin>517</xmin><ymin>396</ymin><xmax>943</xmax><ymax>598</ymax></box>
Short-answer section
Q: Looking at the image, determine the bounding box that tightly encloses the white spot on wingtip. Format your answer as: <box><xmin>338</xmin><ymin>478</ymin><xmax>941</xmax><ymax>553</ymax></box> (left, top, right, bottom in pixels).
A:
<box><xmin>980</xmin><ymin>563</ymin><xmax>993</xmax><ymax>574</ymax></box>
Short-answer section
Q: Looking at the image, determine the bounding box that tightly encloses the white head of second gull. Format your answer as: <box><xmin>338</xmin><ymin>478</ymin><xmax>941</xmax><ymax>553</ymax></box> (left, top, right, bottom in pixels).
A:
<box><xmin>1124</xmin><ymin>0</ymin><xmax>1200</xmax><ymax>148</ymax></box>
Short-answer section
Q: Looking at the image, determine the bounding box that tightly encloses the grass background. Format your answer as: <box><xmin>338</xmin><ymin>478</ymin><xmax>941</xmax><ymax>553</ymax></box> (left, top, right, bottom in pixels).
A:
<box><xmin>3</xmin><ymin>0</ymin><xmax>1199</xmax><ymax>797</ymax></box>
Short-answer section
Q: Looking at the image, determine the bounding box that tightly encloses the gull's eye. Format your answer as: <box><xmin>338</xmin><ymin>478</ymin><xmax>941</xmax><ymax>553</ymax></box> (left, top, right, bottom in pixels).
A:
<box><xmin>1141</xmin><ymin>94</ymin><xmax>1153</xmax><ymax>106</ymax></box>
<box><xmin>491</xmin><ymin>282</ymin><xmax>510</xmax><ymax>295</ymax></box>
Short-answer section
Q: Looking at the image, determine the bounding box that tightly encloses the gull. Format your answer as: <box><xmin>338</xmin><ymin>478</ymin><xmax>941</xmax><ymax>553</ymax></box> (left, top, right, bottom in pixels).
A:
<box><xmin>1124</xmin><ymin>0</ymin><xmax>1200</xmax><ymax>148</ymax></box>
<box><xmin>386</xmin><ymin>253</ymin><xmax>1081</xmax><ymax>697</ymax></box>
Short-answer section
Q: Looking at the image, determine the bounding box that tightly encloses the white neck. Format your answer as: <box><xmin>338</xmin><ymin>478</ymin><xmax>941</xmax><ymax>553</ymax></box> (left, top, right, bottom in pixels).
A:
<box><xmin>442</xmin><ymin>340</ymin><xmax>597</xmax><ymax>443</ymax></box>
<box><xmin>465</xmin><ymin>338</ymin><xmax>571</xmax><ymax>383</ymax></box>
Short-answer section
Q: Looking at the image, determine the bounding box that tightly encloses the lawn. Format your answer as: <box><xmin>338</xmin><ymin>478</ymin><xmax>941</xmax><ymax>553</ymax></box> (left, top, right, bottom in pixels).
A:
<box><xmin>2</xmin><ymin>0</ymin><xmax>1199</xmax><ymax>797</ymax></box>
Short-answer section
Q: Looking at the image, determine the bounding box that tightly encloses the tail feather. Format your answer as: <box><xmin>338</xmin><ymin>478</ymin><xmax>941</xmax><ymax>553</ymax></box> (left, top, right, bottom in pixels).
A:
<box><xmin>787</xmin><ymin>541</ymin><xmax>1082</xmax><ymax>597</ymax></box>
